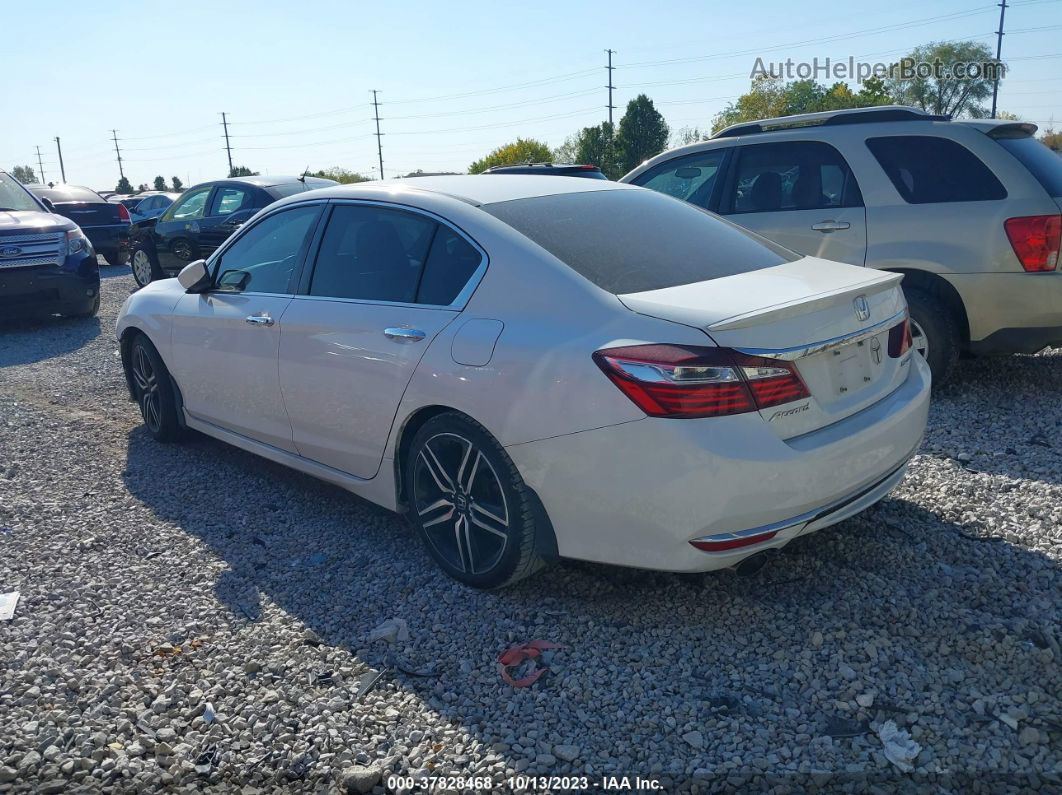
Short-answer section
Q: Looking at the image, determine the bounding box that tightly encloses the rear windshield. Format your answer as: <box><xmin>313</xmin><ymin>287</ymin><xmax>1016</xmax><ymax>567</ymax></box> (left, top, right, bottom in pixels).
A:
<box><xmin>31</xmin><ymin>186</ymin><xmax>102</xmax><ymax>203</ymax></box>
<box><xmin>481</xmin><ymin>188</ymin><xmax>794</xmax><ymax>294</ymax></box>
<box><xmin>997</xmin><ymin>136</ymin><xmax>1062</xmax><ymax>198</ymax></box>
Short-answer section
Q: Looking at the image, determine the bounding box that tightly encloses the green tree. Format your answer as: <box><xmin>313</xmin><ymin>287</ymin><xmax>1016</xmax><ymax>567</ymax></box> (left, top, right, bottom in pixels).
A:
<box><xmin>469</xmin><ymin>138</ymin><xmax>552</xmax><ymax>174</ymax></box>
<box><xmin>670</xmin><ymin>126</ymin><xmax>706</xmax><ymax>148</ymax></box>
<box><xmin>11</xmin><ymin>165</ymin><xmax>37</xmax><ymax>184</ymax></box>
<box><xmin>1041</xmin><ymin>128</ymin><xmax>1062</xmax><ymax>153</ymax></box>
<box><xmin>552</xmin><ymin>134</ymin><xmax>579</xmax><ymax>164</ymax></box>
<box><xmin>137</xmin><ymin>183</ymin><xmax>149</xmax><ymax>193</ymax></box>
<box><xmin>615</xmin><ymin>94</ymin><xmax>670</xmax><ymax>174</ymax></box>
<box><xmin>115</xmin><ymin>176</ymin><xmax>133</xmax><ymax>194</ymax></box>
<box><xmin>307</xmin><ymin>167</ymin><xmax>372</xmax><ymax>184</ymax></box>
<box><xmin>153</xmin><ymin>176</ymin><xmax>167</xmax><ymax>191</ymax></box>
<box><xmin>886</xmin><ymin>40</ymin><xmax>1000</xmax><ymax>118</ymax></box>
<box><xmin>711</xmin><ymin>75</ymin><xmax>897</xmax><ymax>134</ymax></box>
<box><xmin>228</xmin><ymin>165</ymin><xmax>259</xmax><ymax>177</ymax></box>
<box><xmin>171</xmin><ymin>176</ymin><xmax>183</xmax><ymax>192</ymax></box>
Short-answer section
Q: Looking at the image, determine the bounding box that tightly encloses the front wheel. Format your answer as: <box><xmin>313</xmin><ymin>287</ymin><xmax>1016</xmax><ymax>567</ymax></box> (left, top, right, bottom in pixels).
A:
<box><xmin>129</xmin><ymin>335</ymin><xmax>182</xmax><ymax>442</ymax></box>
<box><xmin>406</xmin><ymin>413</ymin><xmax>544</xmax><ymax>589</ymax></box>
<box><xmin>904</xmin><ymin>287</ymin><xmax>960</xmax><ymax>387</ymax></box>
<box><xmin>131</xmin><ymin>246</ymin><xmax>162</xmax><ymax>288</ymax></box>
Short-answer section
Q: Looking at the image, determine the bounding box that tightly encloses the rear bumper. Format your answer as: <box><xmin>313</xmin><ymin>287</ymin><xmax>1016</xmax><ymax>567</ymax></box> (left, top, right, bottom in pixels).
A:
<box><xmin>0</xmin><ymin>258</ymin><xmax>100</xmax><ymax>318</ymax></box>
<box><xmin>944</xmin><ymin>271</ymin><xmax>1062</xmax><ymax>348</ymax></box>
<box><xmin>506</xmin><ymin>355</ymin><xmax>930</xmax><ymax>572</ymax></box>
<box><xmin>82</xmin><ymin>224</ymin><xmax>130</xmax><ymax>255</ymax></box>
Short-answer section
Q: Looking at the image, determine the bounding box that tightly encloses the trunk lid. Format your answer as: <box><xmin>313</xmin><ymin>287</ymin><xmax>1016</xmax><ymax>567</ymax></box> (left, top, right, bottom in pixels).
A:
<box><xmin>52</xmin><ymin>201</ymin><xmax>122</xmax><ymax>228</ymax></box>
<box><xmin>618</xmin><ymin>256</ymin><xmax>912</xmax><ymax>438</ymax></box>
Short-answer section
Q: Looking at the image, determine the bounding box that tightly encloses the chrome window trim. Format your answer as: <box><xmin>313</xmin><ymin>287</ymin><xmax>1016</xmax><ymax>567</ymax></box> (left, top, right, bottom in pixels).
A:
<box><xmin>731</xmin><ymin>308</ymin><xmax>906</xmax><ymax>360</ymax></box>
<box><xmin>297</xmin><ymin>197</ymin><xmax>489</xmax><ymax>311</ymax></box>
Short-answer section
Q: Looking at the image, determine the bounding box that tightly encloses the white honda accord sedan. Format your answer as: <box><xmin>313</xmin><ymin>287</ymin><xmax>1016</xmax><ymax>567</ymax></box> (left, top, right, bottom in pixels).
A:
<box><xmin>117</xmin><ymin>175</ymin><xmax>930</xmax><ymax>588</ymax></box>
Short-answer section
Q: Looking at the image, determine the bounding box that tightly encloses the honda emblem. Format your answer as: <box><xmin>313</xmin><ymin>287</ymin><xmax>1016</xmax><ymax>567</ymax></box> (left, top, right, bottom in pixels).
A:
<box><xmin>853</xmin><ymin>295</ymin><xmax>870</xmax><ymax>322</ymax></box>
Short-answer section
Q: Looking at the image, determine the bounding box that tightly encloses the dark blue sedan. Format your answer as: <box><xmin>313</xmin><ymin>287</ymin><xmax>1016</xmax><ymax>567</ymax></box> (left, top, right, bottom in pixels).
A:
<box><xmin>27</xmin><ymin>184</ymin><xmax>131</xmax><ymax>266</ymax></box>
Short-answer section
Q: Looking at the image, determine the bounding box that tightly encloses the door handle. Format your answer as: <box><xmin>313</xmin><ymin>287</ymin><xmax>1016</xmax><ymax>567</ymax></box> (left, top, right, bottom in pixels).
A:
<box><xmin>384</xmin><ymin>327</ymin><xmax>426</xmax><ymax>343</ymax></box>
<box><xmin>811</xmin><ymin>220</ymin><xmax>851</xmax><ymax>232</ymax></box>
<box><xmin>245</xmin><ymin>314</ymin><xmax>274</xmax><ymax>326</ymax></box>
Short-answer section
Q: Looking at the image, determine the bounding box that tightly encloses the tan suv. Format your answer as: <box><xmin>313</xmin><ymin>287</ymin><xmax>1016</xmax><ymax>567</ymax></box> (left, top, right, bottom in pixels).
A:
<box><xmin>621</xmin><ymin>106</ymin><xmax>1062</xmax><ymax>384</ymax></box>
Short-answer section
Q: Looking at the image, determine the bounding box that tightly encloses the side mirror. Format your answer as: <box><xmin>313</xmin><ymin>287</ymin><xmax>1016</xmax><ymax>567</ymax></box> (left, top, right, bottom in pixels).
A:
<box><xmin>177</xmin><ymin>259</ymin><xmax>210</xmax><ymax>291</ymax></box>
<box><xmin>41</xmin><ymin>197</ymin><xmax>55</xmax><ymax>211</ymax></box>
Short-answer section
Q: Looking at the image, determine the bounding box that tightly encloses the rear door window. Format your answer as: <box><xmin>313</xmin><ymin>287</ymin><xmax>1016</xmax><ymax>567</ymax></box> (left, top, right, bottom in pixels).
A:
<box><xmin>482</xmin><ymin>188</ymin><xmax>794</xmax><ymax>295</ymax></box>
<box><xmin>629</xmin><ymin>149</ymin><xmax>728</xmax><ymax>209</ymax></box>
<box><xmin>416</xmin><ymin>225</ymin><xmax>483</xmax><ymax>305</ymax></box>
<box><xmin>997</xmin><ymin>136</ymin><xmax>1062</xmax><ymax>198</ymax></box>
<box><xmin>212</xmin><ymin>187</ymin><xmax>252</xmax><ymax>216</ymax></box>
<box><xmin>308</xmin><ymin>204</ymin><xmax>436</xmax><ymax>303</ymax></box>
<box><xmin>866</xmin><ymin>135</ymin><xmax>1007</xmax><ymax>203</ymax></box>
<box><xmin>723</xmin><ymin>141</ymin><xmax>862</xmax><ymax>214</ymax></box>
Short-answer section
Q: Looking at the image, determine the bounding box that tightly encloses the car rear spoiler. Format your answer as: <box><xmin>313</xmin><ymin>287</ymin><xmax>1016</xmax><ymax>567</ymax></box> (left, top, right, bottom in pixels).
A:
<box><xmin>986</xmin><ymin>122</ymin><xmax>1038</xmax><ymax>140</ymax></box>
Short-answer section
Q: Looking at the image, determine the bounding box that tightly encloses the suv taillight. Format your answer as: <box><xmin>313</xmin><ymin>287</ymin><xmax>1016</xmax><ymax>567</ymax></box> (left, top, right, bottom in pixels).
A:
<box><xmin>592</xmin><ymin>344</ymin><xmax>809</xmax><ymax>419</ymax></box>
<box><xmin>117</xmin><ymin>203</ymin><xmax>131</xmax><ymax>222</ymax></box>
<box><xmin>1004</xmin><ymin>215</ymin><xmax>1060</xmax><ymax>272</ymax></box>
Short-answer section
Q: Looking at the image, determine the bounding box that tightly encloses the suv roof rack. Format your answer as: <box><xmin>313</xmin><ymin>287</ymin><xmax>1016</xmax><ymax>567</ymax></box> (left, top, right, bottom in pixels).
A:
<box><xmin>711</xmin><ymin>105</ymin><xmax>951</xmax><ymax>139</ymax></box>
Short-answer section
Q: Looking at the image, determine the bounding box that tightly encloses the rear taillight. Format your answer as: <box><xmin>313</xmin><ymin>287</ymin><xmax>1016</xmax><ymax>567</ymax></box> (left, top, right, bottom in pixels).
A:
<box><xmin>888</xmin><ymin>315</ymin><xmax>912</xmax><ymax>358</ymax></box>
<box><xmin>1004</xmin><ymin>214</ymin><xmax>1060</xmax><ymax>272</ymax></box>
<box><xmin>592</xmin><ymin>344</ymin><xmax>809</xmax><ymax>419</ymax></box>
<box><xmin>117</xmin><ymin>203</ymin><xmax>130</xmax><ymax>222</ymax></box>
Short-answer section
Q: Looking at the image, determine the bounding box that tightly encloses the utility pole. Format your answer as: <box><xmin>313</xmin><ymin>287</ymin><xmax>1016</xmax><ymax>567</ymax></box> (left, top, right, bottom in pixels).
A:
<box><xmin>991</xmin><ymin>0</ymin><xmax>1008</xmax><ymax>119</ymax></box>
<box><xmin>220</xmin><ymin>112</ymin><xmax>234</xmax><ymax>175</ymax></box>
<box><xmin>371</xmin><ymin>90</ymin><xmax>384</xmax><ymax>180</ymax></box>
<box><xmin>605</xmin><ymin>49</ymin><xmax>617</xmax><ymax>174</ymax></box>
<box><xmin>605</xmin><ymin>49</ymin><xmax>616</xmax><ymax>129</ymax></box>
<box><xmin>111</xmin><ymin>129</ymin><xmax>125</xmax><ymax>181</ymax></box>
<box><xmin>54</xmin><ymin>137</ymin><xmax>66</xmax><ymax>183</ymax></box>
<box><xmin>35</xmin><ymin>146</ymin><xmax>46</xmax><ymax>184</ymax></box>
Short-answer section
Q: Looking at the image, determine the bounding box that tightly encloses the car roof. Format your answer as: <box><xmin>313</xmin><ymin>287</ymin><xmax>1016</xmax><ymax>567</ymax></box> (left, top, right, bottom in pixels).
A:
<box><xmin>291</xmin><ymin>174</ymin><xmax>636</xmax><ymax>207</ymax></box>
<box><xmin>186</xmin><ymin>175</ymin><xmax>337</xmax><ymax>191</ymax></box>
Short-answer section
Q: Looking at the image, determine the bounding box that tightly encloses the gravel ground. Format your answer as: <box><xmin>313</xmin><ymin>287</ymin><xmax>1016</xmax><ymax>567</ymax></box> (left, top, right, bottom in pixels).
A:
<box><xmin>1</xmin><ymin>265</ymin><xmax>1060</xmax><ymax>794</ymax></box>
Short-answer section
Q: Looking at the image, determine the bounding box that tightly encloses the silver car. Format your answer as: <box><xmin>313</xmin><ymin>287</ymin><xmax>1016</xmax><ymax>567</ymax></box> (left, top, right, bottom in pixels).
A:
<box><xmin>622</xmin><ymin>106</ymin><xmax>1062</xmax><ymax>384</ymax></box>
<box><xmin>117</xmin><ymin>176</ymin><xmax>929</xmax><ymax>588</ymax></box>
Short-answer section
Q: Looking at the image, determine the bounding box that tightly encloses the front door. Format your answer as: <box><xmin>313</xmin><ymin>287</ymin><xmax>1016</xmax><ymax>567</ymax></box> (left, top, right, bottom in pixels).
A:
<box><xmin>198</xmin><ymin>184</ymin><xmax>259</xmax><ymax>258</ymax></box>
<box><xmin>154</xmin><ymin>184</ymin><xmax>213</xmax><ymax>272</ymax></box>
<box><xmin>166</xmin><ymin>203</ymin><xmax>323</xmax><ymax>450</ymax></box>
<box><xmin>280</xmin><ymin>202</ymin><xmax>485</xmax><ymax>478</ymax></box>
<box><xmin>718</xmin><ymin>140</ymin><xmax>868</xmax><ymax>266</ymax></box>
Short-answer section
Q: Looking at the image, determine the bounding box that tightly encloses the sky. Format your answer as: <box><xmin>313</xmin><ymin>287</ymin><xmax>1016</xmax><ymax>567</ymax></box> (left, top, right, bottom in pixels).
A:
<box><xmin>4</xmin><ymin>0</ymin><xmax>1060</xmax><ymax>191</ymax></box>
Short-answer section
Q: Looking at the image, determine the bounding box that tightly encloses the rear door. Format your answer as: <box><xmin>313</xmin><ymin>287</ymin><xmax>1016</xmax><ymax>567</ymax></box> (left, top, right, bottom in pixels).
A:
<box><xmin>279</xmin><ymin>201</ymin><xmax>484</xmax><ymax>478</ymax></box>
<box><xmin>168</xmin><ymin>203</ymin><xmax>323</xmax><ymax>450</ymax></box>
<box><xmin>718</xmin><ymin>140</ymin><xmax>868</xmax><ymax>266</ymax></box>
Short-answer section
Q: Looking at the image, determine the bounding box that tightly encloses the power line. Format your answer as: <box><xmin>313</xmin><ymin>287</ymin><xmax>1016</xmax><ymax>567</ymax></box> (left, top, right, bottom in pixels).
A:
<box><xmin>372</xmin><ymin>90</ymin><xmax>384</xmax><ymax>180</ymax></box>
<box><xmin>221</xmin><ymin>112</ymin><xmax>234</xmax><ymax>175</ymax></box>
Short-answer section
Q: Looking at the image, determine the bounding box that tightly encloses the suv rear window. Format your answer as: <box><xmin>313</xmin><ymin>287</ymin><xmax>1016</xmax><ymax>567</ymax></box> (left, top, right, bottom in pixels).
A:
<box><xmin>997</xmin><ymin>136</ymin><xmax>1062</xmax><ymax>198</ymax></box>
<box><xmin>866</xmin><ymin>136</ymin><xmax>1006</xmax><ymax>203</ymax></box>
<box><xmin>32</xmin><ymin>186</ymin><xmax>103</xmax><ymax>203</ymax></box>
<box><xmin>481</xmin><ymin>188</ymin><xmax>794</xmax><ymax>294</ymax></box>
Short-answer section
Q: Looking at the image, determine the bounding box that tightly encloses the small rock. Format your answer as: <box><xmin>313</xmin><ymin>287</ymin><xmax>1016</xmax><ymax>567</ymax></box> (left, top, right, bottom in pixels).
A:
<box><xmin>811</xmin><ymin>631</ymin><xmax>824</xmax><ymax>649</ymax></box>
<box><xmin>856</xmin><ymin>693</ymin><xmax>875</xmax><ymax>708</ymax></box>
<box><xmin>838</xmin><ymin>663</ymin><xmax>857</xmax><ymax>680</ymax></box>
<box><xmin>1018</xmin><ymin>726</ymin><xmax>1041</xmax><ymax>746</ymax></box>
<box><xmin>0</xmin><ymin>767</ymin><xmax>17</xmax><ymax>783</ymax></box>
<box><xmin>342</xmin><ymin>764</ymin><xmax>382</xmax><ymax>794</ymax></box>
<box><xmin>554</xmin><ymin>744</ymin><xmax>580</xmax><ymax>762</ymax></box>
<box><xmin>681</xmin><ymin>731</ymin><xmax>705</xmax><ymax>749</ymax></box>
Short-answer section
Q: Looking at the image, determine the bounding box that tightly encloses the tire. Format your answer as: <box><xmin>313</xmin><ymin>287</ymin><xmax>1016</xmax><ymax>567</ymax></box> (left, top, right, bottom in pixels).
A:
<box><xmin>405</xmin><ymin>412</ymin><xmax>545</xmax><ymax>589</ymax></box>
<box><xmin>129</xmin><ymin>334</ymin><xmax>182</xmax><ymax>442</ymax></box>
<box><xmin>131</xmin><ymin>245</ymin><xmax>162</xmax><ymax>288</ymax></box>
<box><xmin>67</xmin><ymin>292</ymin><xmax>100</xmax><ymax>318</ymax></box>
<box><xmin>101</xmin><ymin>249</ymin><xmax>126</xmax><ymax>267</ymax></box>
<box><xmin>904</xmin><ymin>287</ymin><xmax>960</xmax><ymax>387</ymax></box>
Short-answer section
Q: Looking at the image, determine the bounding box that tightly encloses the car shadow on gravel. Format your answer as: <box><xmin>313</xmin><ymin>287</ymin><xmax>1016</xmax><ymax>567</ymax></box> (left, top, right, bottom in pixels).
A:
<box><xmin>925</xmin><ymin>350</ymin><xmax>1062</xmax><ymax>486</ymax></box>
<box><xmin>0</xmin><ymin>315</ymin><xmax>102</xmax><ymax>367</ymax></box>
<box><xmin>121</xmin><ymin>423</ymin><xmax>1061</xmax><ymax>786</ymax></box>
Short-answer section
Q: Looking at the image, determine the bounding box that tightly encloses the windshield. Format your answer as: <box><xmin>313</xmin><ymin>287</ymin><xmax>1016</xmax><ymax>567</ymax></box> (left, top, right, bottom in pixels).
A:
<box><xmin>30</xmin><ymin>185</ymin><xmax>102</xmax><ymax>203</ymax></box>
<box><xmin>482</xmin><ymin>188</ymin><xmax>795</xmax><ymax>294</ymax></box>
<box><xmin>0</xmin><ymin>174</ymin><xmax>45</xmax><ymax>212</ymax></box>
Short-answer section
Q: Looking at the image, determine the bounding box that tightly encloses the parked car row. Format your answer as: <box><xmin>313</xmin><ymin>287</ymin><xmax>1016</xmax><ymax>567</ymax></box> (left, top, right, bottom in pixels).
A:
<box><xmin>25</xmin><ymin>183</ymin><xmax>131</xmax><ymax>266</ymax></box>
<box><xmin>5</xmin><ymin>104</ymin><xmax>1061</xmax><ymax>590</ymax></box>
